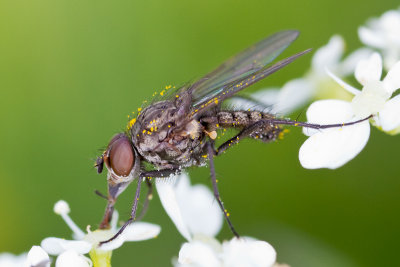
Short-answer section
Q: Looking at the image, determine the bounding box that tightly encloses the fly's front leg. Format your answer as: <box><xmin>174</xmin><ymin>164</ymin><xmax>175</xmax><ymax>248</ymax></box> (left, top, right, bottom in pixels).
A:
<box><xmin>99</xmin><ymin>168</ymin><xmax>181</xmax><ymax>245</ymax></box>
<box><xmin>136</xmin><ymin>178</ymin><xmax>153</xmax><ymax>221</ymax></box>
<box><xmin>207</xmin><ymin>142</ymin><xmax>240</xmax><ymax>238</ymax></box>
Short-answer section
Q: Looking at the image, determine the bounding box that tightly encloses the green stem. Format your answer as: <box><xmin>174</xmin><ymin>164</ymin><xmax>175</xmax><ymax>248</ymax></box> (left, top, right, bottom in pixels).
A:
<box><xmin>89</xmin><ymin>249</ymin><xmax>112</xmax><ymax>267</ymax></box>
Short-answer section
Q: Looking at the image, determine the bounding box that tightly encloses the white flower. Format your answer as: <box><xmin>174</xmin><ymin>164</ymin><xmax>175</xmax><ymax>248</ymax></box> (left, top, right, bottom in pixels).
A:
<box><xmin>230</xmin><ymin>35</ymin><xmax>371</xmax><ymax>115</ymax></box>
<box><xmin>359</xmin><ymin>8</ymin><xmax>400</xmax><ymax>69</ymax></box>
<box><xmin>156</xmin><ymin>173</ymin><xmax>277</xmax><ymax>267</ymax></box>
<box><xmin>299</xmin><ymin>52</ymin><xmax>400</xmax><ymax>169</ymax></box>
<box><xmin>0</xmin><ymin>252</ymin><xmax>27</xmax><ymax>267</ymax></box>
<box><xmin>41</xmin><ymin>200</ymin><xmax>161</xmax><ymax>266</ymax></box>
<box><xmin>25</xmin><ymin>246</ymin><xmax>50</xmax><ymax>267</ymax></box>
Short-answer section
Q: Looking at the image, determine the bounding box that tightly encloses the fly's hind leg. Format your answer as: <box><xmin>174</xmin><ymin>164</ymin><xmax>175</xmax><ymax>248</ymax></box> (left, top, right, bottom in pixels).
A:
<box><xmin>207</xmin><ymin>142</ymin><xmax>240</xmax><ymax>238</ymax></box>
<box><xmin>216</xmin><ymin>120</ymin><xmax>277</xmax><ymax>155</ymax></box>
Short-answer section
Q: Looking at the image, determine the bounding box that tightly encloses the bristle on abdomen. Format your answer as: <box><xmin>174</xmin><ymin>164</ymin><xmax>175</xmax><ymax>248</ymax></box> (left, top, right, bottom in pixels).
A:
<box><xmin>217</xmin><ymin>110</ymin><xmax>276</xmax><ymax>128</ymax></box>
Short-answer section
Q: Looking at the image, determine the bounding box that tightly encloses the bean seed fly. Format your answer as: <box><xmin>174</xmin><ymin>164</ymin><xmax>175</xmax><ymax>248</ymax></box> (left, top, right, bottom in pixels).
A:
<box><xmin>94</xmin><ymin>30</ymin><xmax>371</xmax><ymax>245</ymax></box>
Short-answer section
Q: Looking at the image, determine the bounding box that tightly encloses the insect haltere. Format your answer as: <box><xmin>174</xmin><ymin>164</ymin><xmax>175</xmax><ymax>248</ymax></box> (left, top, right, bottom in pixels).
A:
<box><xmin>94</xmin><ymin>30</ymin><xmax>371</xmax><ymax>244</ymax></box>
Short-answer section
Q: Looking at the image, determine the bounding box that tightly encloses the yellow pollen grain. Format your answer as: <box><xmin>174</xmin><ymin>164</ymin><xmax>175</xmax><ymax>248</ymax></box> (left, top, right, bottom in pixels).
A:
<box><xmin>202</xmin><ymin>155</ymin><xmax>208</xmax><ymax>158</ymax></box>
<box><xmin>215</xmin><ymin>99</ymin><xmax>219</xmax><ymax>104</ymax></box>
<box><xmin>176</xmin><ymin>95</ymin><xmax>179</xmax><ymax>98</ymax></box>
<box><xmin>128</xmin><ymin>118</ymin><xmax>137</xmax><ymax>128</ymax></box>
<box><xmin>216</xmin><ymin>124</ymin><xmax>219</xmax><ymax>128</ymax></box>
<box><xmin>150</xmin><ymin>127</ymin><xmax>154</xmax><ymax>132</ymax></box>
<box><xmin>142</xmin><ymin>130</ymin><xmax>146</xmax><ymax>134</ymax></box>
<box><xmin>138</xmin><ymin>107</ymin><xmax>142</xmax><ymax>112</ymax></box>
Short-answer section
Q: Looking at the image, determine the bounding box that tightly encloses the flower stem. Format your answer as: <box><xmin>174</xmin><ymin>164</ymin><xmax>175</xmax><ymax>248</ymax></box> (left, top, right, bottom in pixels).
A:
<box><xmin>89</xmin><ymin>249</ymin><xmax>112</xmax><ymax>267</ymax></box>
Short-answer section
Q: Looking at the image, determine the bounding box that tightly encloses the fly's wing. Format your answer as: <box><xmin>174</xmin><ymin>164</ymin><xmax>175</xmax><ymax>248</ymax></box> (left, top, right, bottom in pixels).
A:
<box><xmin>188</xmin><ymin>30</ymin><xmax>300</xmax><ymax>107</ymax></box>
<box><xmin>188</xmin><ymin>49</ymin><xmax>311</xmax><ymax>119</ymax></box>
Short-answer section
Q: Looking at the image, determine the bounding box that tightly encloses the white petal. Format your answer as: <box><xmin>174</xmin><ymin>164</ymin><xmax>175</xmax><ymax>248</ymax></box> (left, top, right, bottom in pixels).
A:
<box><xmin>229</xmin><ymin>87</ymin><xmax>280</xmax><ymax>112</ymax></box>
<box><xmin>221</xmin><ymin>237</ymin><xmax>276</xmax><ymax>267</ymax></box>
<box><xmin>122</xmin><ymin>222</ymin><xmax>161</xmax><ymax>241</ymax></box>
<box><xmin>339</xmin><ymin>48</ymin><xmax>373</xmax><ymax>76</ymax></box>
<box><xmin>0</xmin><ymin>252</ymin><xmax>27</xmax><ymax>267</ymax></box>
<box><xmin>156</xmin><ymin>175</ymin><xmax>192</xmax><ymax>241</ymax></box>
<box><xmin>299</xmin><ymin>121</ymin><xmax>370</xmax><ymax>169</ymax></box>
<box><xmin>312</xmin><ymin>35</ymin><xmax>344</xmax><ymax>72</ymax></box>
<box><xmin>25</xmin><ymin>246</ymin><xmax>50</xmax><ymax>267</ymax></box>
<box><xmin>55</xmin><ymin>250</ymin><xmax>92</xmax><ymax>267</ymax></box>
<box><xmin>303</xmin><ymin>100</ymin><xmax>354</xmax><ymax>136</ymax></box>
<box><xmin>175</xmin><ymin>174</ymin><xmax>223</xmax><ymax>238</ymax></box>
<box><xmin>383</xmin><ymin>61</ymin><xmax>400</xmax><ymax>94</ymax></box>
<box><xmin>178</xmin><ymin>241</ymin><xmax>220</xmax><ymax>267</ymax></box>
<box><xmin>355</xmin><ymin>52</ymin><xmax>382</xmax><ymax>85</ymax></box>
<box><xmin>358</xmin><ymin>26</ymin><xmax>386</xmax><ymax>49</ymax></box>
<box><xmin>41</xmin><ymin>238</ymin><xmax>92</xmax><ymax>255</ymax></box>
<box><xmin>378</xmin><ymin>94</ymin><xmax>400</xmax><ymax>131</ymax></box>
<box><xmin>326</xmin><ymin>69</ymin><xmax>360</xmax><ymax>95</ymax></box>
<box><xmin>97</xmin><ymin>235</ymin><xmax>125</xmax><ymax>252</ymax></box>
<box><xmin>274</xmin><ymin>79</ymin><xmax>315</xmax><ymax>115</ymax></box>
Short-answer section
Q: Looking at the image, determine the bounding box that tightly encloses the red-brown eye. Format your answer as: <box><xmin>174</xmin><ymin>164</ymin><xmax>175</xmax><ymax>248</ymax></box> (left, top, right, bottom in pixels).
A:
<box><xmin>106</xmin><ymin>134</ymin><xmax>134</xmax><ymax>177</ymax></box>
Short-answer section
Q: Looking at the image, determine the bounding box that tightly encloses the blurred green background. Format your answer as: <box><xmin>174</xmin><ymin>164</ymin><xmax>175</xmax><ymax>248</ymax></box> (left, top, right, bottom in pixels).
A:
<box><xmin>1</xmin><ymin>1</ymin><xmax>399</xmax><ymax>266</ymax></box>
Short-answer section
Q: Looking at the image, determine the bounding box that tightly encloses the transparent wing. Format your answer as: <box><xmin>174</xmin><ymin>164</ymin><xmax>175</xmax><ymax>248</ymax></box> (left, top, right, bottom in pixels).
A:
<box><xmin>189</xmin><ymin>30</ymin><xmax>300</xmax><ymax>106</ymax></box>
<box><xmin>188</xmin><ymin>49</ymin><xmax>310</xmax><ymax>118</ymax></box>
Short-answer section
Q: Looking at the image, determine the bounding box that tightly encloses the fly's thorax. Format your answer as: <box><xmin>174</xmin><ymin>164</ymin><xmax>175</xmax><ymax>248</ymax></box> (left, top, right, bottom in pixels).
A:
<box><xmin>131</xmin><ymin>100</ymin><xmax>206</xmax><ymax>169</ymax></box>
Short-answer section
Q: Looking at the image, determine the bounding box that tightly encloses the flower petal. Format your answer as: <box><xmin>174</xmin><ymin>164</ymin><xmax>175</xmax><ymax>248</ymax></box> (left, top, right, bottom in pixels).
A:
<box><xmin>383</xmin><ymin>61</ymin><xmax>400</xmax><ymax>94</ymax></box>
<box><xmin>25</xmin><ymin>246</ymin><xmax>50</xmax><ymax>267</ymax></box>
<box><xmin>378</xmin><ymin>94</ymin><xmax>400</xmax><ymax>131</ymax></box>
<box><xmin>175</xmin><ymin>174</ymin><xmax>223</xmax><ymax>238</ymax></box>
<box><xmin>326</xmin><ymin>69</ymin><xmax>360</xmax><ymax>96</ymax></box>
<box><xmin>0</xmin><ymin>252</ymin><xmax>27</xmax><ymax>267</ymax></box>
<box><xmin>299</xmin><ymin>121</ymin><xmax>370</xmax><ymax>169</ymax></box>
<box><xmin>178</xmin><ymin>241</ymin><xmax>220</xmax><ymax>267</ymax></box>
<box><xmin>41</xmin><ymin>238</ymin><xmax>92</xmax><ymax>256</ymax></box>
<box><xmin>303</xmin><ymin>100</ymin><xmax>354</xmax><ymax>136</ymax></box>
<box><xmin>221</xmin><ymin>237</ymin><xmax>276</xmax><ymax>267</ymax></box>
<box><xmin>122</xmin><ymin>222</ymin><xmax>161</xmax><ymax>241</ymax></box>
<box><xmin>312</xmin><ymin>35</ymin><xmax>344</xmax><ymax>72</ymax></box>
<box><xmin>340</xmin><ymin>48</ymin><xmax>373</xmax><ymax>76</ymax></box>
<box><xmin>355</xmin><ymin>52</ymin><xmax>382</xmax><ymax>85</ymax></box>
<box><xmin>274</xmin><ymin>78</ymin><xmax>315</xmax><ymax>115</ymax></box>
<box><xmin>228</xmin><ymin>87</ymin><xmax>280</xmax><ymax>112</ymax></box>
<box><xmin>358</xmin><ymin>26</ymin><xmax>386</xmax><ymax>49</ymax></box>
<box><xmin>55</xmin><ymin>250</ymin><xmax>92</xmax><ymax>267</ymax></box>
<box><xmin>156</xmin><ymin>175</ymin><xmax>192</xmax><ymax>241</ymax></box>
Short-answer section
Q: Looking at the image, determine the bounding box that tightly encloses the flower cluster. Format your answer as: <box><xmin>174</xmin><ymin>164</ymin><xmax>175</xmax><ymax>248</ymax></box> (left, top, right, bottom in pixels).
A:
<box><xmin>156</xmin><ymin>173</ymin><xmax>279</xmax><ymax>267</ymax></box>
<box><xmin>5</xmin><ymin>200</ymin><xmax>160</xmax><ymax>267</ymax></box>
<box><xmin>233</xmin><ymin>7</ymin><xmax>400</xmax><ymax>169</ymax></box>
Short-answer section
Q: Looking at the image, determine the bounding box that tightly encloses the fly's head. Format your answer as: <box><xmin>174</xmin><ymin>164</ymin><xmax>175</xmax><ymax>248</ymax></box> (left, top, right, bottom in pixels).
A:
<box><xmin>95</xmin><ymin>133</ymin><xmax>140</xmax><ymax>186</ymax></box>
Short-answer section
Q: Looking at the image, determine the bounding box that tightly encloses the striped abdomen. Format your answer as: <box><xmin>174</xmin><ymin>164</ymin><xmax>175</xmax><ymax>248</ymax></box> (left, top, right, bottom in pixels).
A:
<box><xmin>201</xmin><ymin>110</ymin><xmax>282</xmax><ymax>143</ymax></box>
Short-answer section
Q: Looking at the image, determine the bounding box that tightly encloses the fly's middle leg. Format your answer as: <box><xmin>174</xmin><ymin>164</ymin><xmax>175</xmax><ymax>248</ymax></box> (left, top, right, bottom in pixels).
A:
<box><xmin>207</xmin><ymin>141</ymin><xmax>240</xmax><ymax>238</ymax></box>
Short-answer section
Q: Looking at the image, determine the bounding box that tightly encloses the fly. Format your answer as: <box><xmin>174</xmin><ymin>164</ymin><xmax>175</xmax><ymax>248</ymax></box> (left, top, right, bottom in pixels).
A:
<box><xmin>94</xmin><ymin>30</ymin><xmax>371</xmax><ymax>244</ymax></box>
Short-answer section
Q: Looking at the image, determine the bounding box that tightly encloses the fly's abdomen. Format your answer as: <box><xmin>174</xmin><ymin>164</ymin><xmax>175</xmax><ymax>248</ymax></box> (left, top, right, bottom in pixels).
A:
<box><xmin>217</xmin><ymin>110</ymin><xmax>276</xmax><ymax>128</ymax></box>
<box><xmin>203</xmin><ymin>110</ymin><xmax>282</xmax><ymax>143</ymax></box>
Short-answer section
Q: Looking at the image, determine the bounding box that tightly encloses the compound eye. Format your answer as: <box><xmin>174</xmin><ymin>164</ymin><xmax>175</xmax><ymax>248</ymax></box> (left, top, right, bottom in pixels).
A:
<box><xmin>108</xmin><ymin>134</ymin><xmax>135</xmax><ymax>177</ymax></box>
